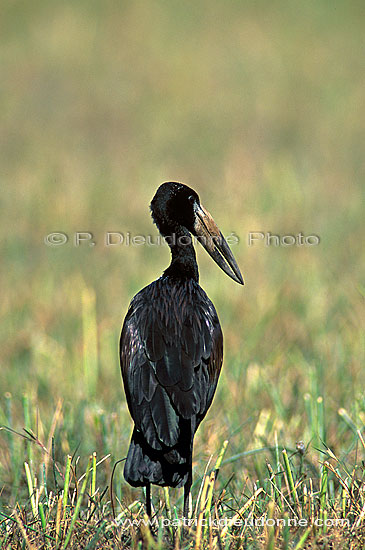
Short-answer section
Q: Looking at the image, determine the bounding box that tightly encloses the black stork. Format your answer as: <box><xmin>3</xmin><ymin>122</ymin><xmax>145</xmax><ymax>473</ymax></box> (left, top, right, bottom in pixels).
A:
<box><xmin>119</xmin><ymin>182</ymin><xmax>243</xmax><ymax>518</ymax></box>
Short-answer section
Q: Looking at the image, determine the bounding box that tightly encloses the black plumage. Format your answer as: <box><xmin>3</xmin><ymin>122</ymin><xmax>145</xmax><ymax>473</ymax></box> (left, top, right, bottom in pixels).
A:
<box><xmin>119</xmin><ymin>182</ymin><xmax>243</xmax><ymax>517</ymax></box>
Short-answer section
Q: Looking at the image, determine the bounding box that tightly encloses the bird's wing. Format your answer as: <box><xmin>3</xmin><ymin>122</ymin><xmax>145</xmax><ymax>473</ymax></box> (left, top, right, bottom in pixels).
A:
<box><xmin>120</xmin><ymin>279</ymin><xmax>223</xmax><ymax>451</ymax></box>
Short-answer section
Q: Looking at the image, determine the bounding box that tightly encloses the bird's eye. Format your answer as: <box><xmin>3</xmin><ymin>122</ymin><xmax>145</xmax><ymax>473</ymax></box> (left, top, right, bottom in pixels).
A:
<box><xmin>188</xmin><ymin>195</ymin><xmax>195</xmax><ymax>204</ymax></box>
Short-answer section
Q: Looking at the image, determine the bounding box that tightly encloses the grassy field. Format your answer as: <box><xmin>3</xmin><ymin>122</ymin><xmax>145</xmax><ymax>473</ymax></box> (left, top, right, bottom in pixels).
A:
<box><xmin>0</xmin><ymin>1</ymin><xmax>364</xmax><ymax>548</ymax></box>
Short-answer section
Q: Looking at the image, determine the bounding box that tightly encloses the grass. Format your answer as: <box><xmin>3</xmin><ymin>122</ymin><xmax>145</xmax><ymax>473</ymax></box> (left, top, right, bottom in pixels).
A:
<box><xmin>1</xmin><ymin>419</ymin><xmax>364</xmax><ymax>548</ymax></box>
<box><xmin>0</xmin><ymin>0</ymin><xmax>364</xmax><ymax>548</ymax></box>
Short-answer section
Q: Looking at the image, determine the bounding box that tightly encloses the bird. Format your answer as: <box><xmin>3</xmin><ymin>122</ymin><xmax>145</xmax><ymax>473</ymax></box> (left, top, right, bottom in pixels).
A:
<box><xmin>119</xmin><ymin>182</ymin><xmax>243</xmax><ymax>518</ymax></box>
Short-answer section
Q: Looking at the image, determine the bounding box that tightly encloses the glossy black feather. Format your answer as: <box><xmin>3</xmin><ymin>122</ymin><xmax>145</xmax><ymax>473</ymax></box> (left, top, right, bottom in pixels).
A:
<box><xmin>120</xmin><ymin>276</ymin><xmax>223</xmax><ymax>487</ymax></box>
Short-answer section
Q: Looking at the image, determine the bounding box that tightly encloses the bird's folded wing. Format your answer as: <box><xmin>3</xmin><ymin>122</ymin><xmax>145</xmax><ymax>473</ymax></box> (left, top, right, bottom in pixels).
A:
<box><xmin>120</xmin><ymin>284</ymin><xmax>223</xmax><ymax>451</ymax></box>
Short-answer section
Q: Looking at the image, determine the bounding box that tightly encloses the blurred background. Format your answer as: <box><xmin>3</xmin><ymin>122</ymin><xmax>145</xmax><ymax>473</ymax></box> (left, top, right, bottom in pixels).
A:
<box><xmin>1</xmin><ymin>0</ymin><xmax>364</xmax><ymax>508</ymax></box>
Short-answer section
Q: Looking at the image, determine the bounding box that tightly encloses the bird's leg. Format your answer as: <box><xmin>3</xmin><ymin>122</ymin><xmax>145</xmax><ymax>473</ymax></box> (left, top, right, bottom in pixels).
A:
<box><xmin>183</xmin><ymin>468</ymin><xmax>192</xmax><ymax>519</ymax></box>
<box><xmin>145</xmin><ymin>483</ymin><xmax>152</xmax><ymax>518</ymax></box>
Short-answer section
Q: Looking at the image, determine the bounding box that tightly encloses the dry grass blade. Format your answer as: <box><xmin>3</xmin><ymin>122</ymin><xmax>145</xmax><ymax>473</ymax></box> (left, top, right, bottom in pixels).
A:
<box><xmin>63</xmin><ymin>456</ymin><xmax>92</xmax><ymax>549</ymax></box>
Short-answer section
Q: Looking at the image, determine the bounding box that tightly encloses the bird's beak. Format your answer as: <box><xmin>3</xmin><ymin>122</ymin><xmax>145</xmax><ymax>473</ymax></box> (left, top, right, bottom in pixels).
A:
<box><xmin>193</xmin><ymin>203</ymin><xmax>244</xmax><ymax>285</ymax></box>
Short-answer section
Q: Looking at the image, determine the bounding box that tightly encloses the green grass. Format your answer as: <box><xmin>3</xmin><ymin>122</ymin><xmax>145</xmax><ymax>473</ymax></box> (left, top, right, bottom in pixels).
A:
<box><xmin>0</xmin><ymin>0</ymin><xmax>364</xmax><ymax>548</ymax></box>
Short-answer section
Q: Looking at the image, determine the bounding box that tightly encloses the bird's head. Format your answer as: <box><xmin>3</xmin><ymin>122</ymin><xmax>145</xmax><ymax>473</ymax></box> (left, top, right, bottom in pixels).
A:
<box><xmin>150</xmin><ymin>182</ymin><xmax>244</xmax><ymax>285</ymax></box>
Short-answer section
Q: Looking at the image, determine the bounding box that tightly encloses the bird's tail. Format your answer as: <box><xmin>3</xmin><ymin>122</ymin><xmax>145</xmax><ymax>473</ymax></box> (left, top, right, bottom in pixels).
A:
<box><xmin>124</xmin><ymin>427</ymin><xmax>192</xmax><ymax>488</ymax></box>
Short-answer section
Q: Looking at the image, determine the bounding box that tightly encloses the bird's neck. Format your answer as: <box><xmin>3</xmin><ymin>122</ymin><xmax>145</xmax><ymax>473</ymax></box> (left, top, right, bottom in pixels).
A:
<box><xmin>162</xmin><ymin>228</ymin><xmax>199</xmax><ymax>282</ymax></box>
